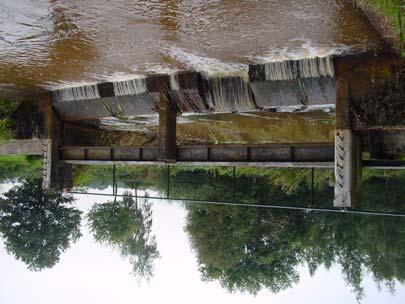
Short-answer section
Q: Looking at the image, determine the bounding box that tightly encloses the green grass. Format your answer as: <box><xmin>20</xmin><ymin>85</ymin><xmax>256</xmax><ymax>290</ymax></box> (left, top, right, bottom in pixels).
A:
<box><xmin>0</xmin><ymin>119</ymin><xmax>14</xmax><ymax>143</ymax></box>
<box><xmin>0</xmin><ymin>155</ymin><xmax>43</xmax><ymax>181</ymax></box>
<box><xmin>361</xmin><ymin>0</ymin><xmax>404</xmax><ymax>52</ymax></box>
<box><xmin>0</xmin><ymin>100</ymin><xmax>20</xmax><ymax>143</ymax></box>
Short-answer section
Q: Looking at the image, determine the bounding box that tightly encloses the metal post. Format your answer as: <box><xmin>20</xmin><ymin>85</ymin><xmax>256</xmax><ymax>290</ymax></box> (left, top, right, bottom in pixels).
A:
<box><xmin>112</xmin><ymin>165</ymin><xmax>117</xmax><ymax>201</ymax></box>
<box><xmin>167</xmin><ymin>165</ymin><xmax>170</xmax><ymax>199</ymax></box>
<box><xmin>232</xmin><ymin>166</ymin><xmax>236</xmax><ymax>203</ymax></box>
<box><xmin>311</xmin><ymin>167</ymin><xmax>314</xmax><ymax>207</ymax></box>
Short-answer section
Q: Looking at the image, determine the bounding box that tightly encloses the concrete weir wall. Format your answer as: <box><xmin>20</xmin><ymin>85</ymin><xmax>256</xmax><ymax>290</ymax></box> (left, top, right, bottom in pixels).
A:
<box><xmin>50</xmin><ymin>56</ymin><xmax>338</xmax><ymax>121</ymax></box>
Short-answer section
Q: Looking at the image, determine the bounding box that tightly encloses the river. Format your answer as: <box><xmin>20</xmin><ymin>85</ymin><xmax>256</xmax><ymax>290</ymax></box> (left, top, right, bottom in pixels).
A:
<box><xmin>0</xmin><ymin>0</ymin><xmax>382</xmax><ymax>99</ymax></box>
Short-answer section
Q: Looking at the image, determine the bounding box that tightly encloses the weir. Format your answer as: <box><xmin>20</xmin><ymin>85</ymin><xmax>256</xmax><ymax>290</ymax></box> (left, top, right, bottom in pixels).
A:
<box><xmin>113</xmin><ymin>77</ymin><xmax>147</xmax><ymax>96</ymax></box>
<box><xmin>259</xmin><ymin>56</ymin><xmax>335</xmax><ymax>81</ymax></box>
<box><xmin>207</xmin><ymin>74</ymin><xmax>255</xmax><ymax>112</ymax></box>
<box><xmin>49</xmin><ymin>56</ymin><xmax>337</xmax><ymax>120</ymax></box>
<box><xmin>20</xmin><ymin>52</ymin><xmax>402</xmax><ymax>211</ymax></box>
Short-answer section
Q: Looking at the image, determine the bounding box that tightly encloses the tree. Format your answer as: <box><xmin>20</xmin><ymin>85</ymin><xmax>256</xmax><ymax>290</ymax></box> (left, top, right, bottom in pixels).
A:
<box><xmin>87</xmin><ymin>192</ymin><xmax>159</xmax><ymax>280</ymax></box>
<box><xmin>185</xmin><ymin>186</ymin><xmax>405</xmax><ymax>301</ymax></box>
<box><xmin>0</xmin><ymin>179</ymin><xmax>82</xmax><ymax>271</ymax></box>
<box><xmin>186</xmin><ymin>205</ymin><xmax>303</xmax><ymax>294</ymax></box>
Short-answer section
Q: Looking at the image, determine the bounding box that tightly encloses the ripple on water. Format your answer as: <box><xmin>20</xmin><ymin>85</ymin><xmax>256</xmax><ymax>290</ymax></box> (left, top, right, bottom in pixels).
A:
<box><xmin>0</xmin><ymin>0</ymin><xmax>383</xmax><ymax>98</ymax></box>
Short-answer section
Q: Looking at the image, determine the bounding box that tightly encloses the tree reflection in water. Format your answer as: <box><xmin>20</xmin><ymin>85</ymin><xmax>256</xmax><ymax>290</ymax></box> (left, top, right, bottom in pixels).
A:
<box><xmin>185</xmin><ymin>204</ymin><xmax>405</xmax><ymax>301</ymax></box>
<box><xmin>87</xmin><ymin>192</ymin><xmax>159</xmax><ymax>280</ymax></box>
<box><xmin>0</xmin><ymin>178</ymin><xmax>82</xmax><ymax>271</ymax></box>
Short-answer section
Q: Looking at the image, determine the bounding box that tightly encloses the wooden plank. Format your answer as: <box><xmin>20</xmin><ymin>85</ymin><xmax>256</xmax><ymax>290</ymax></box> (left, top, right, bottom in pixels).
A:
<box><xmin>249</xmin><ymin>145</ymin><xmax>291</xmax><ymax>162</ymax></box>
<box><xmin>61</xmin><ymin>143</ymin><xmax>336</xmax><ymax>163</ymax></box>
<box><xmin>62</xmin><ymin>160</ymin><xmax>335</xmax><ymax>168</ymax></box>
<box><xmin>86</xmin><ymin>148</ymin><xmax>111</xmax><ymax>160</ymax></box>
<box><xmin>177</xmin><ymin>146</ymin><xmax>208</xmax><ymax>161</ymax></box>
<box><xmin>0</xmin><ymin>139</ymin><xmax>45</xmax><ymax>155</ymax></box>
<box><xmin>158</xmin><ymin>92</ymin><xmax>177</xmax><ymax>160</ymax></box>
<box><xmin>113</xmin><ymin>147</ymin><xmax>141</xmax><ymax>161</ymax></box>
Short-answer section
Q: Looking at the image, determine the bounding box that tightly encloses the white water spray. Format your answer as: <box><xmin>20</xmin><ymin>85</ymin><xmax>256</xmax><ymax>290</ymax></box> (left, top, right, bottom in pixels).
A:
<box><xmin>113</xmin><ymin>77</ymin><xmax>147</xmax><ymax>96</ymax></box>
<box><xmin>53</xmin><ymin>84</ymin><xmax>100</xmax><ymax>102</ymax></box>
<box><xmin>264</xmin><ymin>56</ymin><xmax>334</xmax><ymax>81</ymax></box>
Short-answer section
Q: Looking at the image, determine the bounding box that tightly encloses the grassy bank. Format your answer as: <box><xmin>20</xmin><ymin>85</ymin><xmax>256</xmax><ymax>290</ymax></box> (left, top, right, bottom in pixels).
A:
<box><xmin>0</xmin><ymin>155</ymin><xmax>42</xmax><ymax>181</ymax></box>
<box><xmin>359</xmin><ymin>0</ymin><xmax>404</xmax><ymax>54</ymax></box>
<box><xmin>0</xmin><ymin>100</ymin><xmax>20</xmax><ymax>143</ymax></box>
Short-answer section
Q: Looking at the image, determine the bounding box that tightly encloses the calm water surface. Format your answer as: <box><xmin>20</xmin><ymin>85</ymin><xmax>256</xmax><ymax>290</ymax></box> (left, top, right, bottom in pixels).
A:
<box><xmin>1</xmin><ymin>168</ymin><xmax>405</xmax><ymax>304</ymax></box>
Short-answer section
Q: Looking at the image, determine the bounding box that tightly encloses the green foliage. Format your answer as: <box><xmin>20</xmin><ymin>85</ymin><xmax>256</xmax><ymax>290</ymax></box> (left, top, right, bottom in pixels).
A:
<box><xmin>186</xmin><ymin>203</ymin><xmax>405</xmax><ymax>301</ymax></box>
<box><xmin>87</xmin><ymin>193</ymin><xmax>159</xmax><ymax>280</ymax></box>
<box><xmin>88</xmin><ymin>194</ymin><xmax>142</xmax><ymax>244</ymax></box>
<box><xmin>187</xmin><ymin>206</ymin><xmax>302</xmax><ymax>294</ymax></box>
<box><xmin>0</xmin><ymin>100</ymin><xmax>20</xmax><ymax>118</ymax></box>
<box><xmin>0</xmin><ymin>100</ymin><xmax>21</xmax><ymax>142</ymax></box>
<box><xmin>360</xmin><ymin>0</ymin><xmax>404</xmax><ymax>52</ymax></box>
<box><xmin>73</xmin><ymin>165</ymin><xmax>161</xmax><ymax>189</ymax></box>
<box><xmin>0</xmin><ymin>179</ymin><xmax>82</xmax><ymax>271</ymax></box>
<box><xmin>176</xmin><ymin>169</ymin><xmax>405</xmax><ymax>301</ymax></box>
<box><xmin>0</xmin><ymin>155</ymin><xmax>43</xmax><ymax>182</ymax></box>
<box><xmin>0</xmin><ymin>118</ymin><xmax>14</xmax><ymax>142</ymax></box>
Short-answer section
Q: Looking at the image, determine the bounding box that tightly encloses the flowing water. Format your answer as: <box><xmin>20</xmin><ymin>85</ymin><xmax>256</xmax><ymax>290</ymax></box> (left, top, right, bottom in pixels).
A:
<box><xmin>0</xmin><ymin>0</ymin><xmax>383</xmax><ymax>99</ymax></box>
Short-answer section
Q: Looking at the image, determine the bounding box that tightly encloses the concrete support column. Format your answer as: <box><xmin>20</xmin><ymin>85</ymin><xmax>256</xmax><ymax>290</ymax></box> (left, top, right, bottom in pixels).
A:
<box><xmin>41</xmin><ymin>93</ymin><xmax>71</xmax><ymax>190</ymax></box>
<box><xmin>158</xmin><ymin>92</ymin><xmax>177</xmax><ymax>161</ymax></box>
<box><xmin>334</xmin><ymin>130</ymin><xmax>362</xmax><ymax>207</ymax></box>
<box><xmin>62</xmin><ymin>163</ymin><xmax>73</xmax><ymax>189</ymax></box>
<box><xmin>334</xmin><ymin>75</ymin><xmax>363</xmax><ymax>208</ymax></box>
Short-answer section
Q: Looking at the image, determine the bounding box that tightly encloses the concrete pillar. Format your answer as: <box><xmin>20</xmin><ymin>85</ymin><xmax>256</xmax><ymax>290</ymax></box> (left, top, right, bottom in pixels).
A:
<box><xmin>334</xmin><ymin>130</ymin><xmax>362</xmax><ymax>207</ymax></box>
<box><xmin>158</xmin><ymin>92</ymin><xmax>177</xmax><ymax>161</ymax></box>
<box><xmin>62</xmin><ymin>163</ymin><xmax>73</xmax><ymax>189</ymax></box>
<box><xmin>334</xmin><ymin>75</ymin><xmax>363</xmax><ymax>208</ymax></box>
<box><xmin>40</xmin><ymin>93</ymin><xmax>70</xmax><ymax>190</ymax></box>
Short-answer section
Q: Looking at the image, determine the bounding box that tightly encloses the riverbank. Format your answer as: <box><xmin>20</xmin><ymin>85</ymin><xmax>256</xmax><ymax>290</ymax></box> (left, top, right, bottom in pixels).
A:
<box><xmin>355</xmin><ymin>0</ymin><xmax>404</xmax><ymax>54</ymax></box>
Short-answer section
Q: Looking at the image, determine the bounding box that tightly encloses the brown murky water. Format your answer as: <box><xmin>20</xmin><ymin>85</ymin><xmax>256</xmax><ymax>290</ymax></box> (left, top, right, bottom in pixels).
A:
<box><xmin>0</xmin><ymin>0</ymin><xmax>382</xmax><ymax>99</ymax></box>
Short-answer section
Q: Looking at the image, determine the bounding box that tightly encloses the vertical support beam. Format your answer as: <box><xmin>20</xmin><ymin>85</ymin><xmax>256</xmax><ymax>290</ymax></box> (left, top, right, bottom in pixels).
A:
<box><xmin>167</xmin><ymin>165</ymin><xmax>170</xmax><ymax>199</ymax></box>
<box><xmin>334</xmin><ymin>130</ymin><xmax>362</xmax><ymax>207</ymax></box>
<box><xmin>310</xmin><ymin>167</ymin><xmax>314</xmax><ymax>207</ymax></box>
<box><xmin>62</xmin><ymin>163</ymin><xmax>73</xmax><ymax>189</ymax></box>
<box><xmin>232</xmin><ymin>166</ymin><xmax>236</xmax><ymax>202</ymax></box>
<box><xmin>42</xmin><ymin>139</ymin><xmax>52</xmax><ymax>189</ymax></box>
<box><xmin>334</xmin><ymin>75</ymin><xmax>362</xmax><ymax>208</ymax></box>
<box><xmin>43</xmin><ymin>94</ymin><xmax>62</xmax><ymax>189</ymax></box>
<box><xmin>40</xmin><ymin>93</ymin><xmax>70</xmax><ymax>190</ymax></box>
<box><xmin>159</xmin><ymin>91</ymin><xmax>177</xmax><ymax>161</ymax></box>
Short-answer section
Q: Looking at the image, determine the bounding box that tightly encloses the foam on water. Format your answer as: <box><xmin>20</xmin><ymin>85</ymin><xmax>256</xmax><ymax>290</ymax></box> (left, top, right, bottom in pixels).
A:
<box><xmin>168</xmin><ymin>47</ymin><xmax>247</xmax><ymax>76</ymax></box>
<box><xmin>252</xmin><ymin>40</ymin><xmax>350</xmax><ymax>62</ymax></box>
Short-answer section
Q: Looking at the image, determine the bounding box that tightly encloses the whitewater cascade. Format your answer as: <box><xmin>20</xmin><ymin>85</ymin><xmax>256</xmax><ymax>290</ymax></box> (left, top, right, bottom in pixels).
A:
<box><xmin>113</xmin><ymin>77</ymin><xmax>147</xmax><ymax>96</ymax></box>
<box><xmin>169</xmin><ymin>74</ymin><xmax>181</xmax><ymax>91</ymax></box>
<box><xmin>264</xmin><ymin>56</ymin><xmax>334</xmax><ymax>81</ymax></box>
<box><xmin>207</xmin><ymin>72</ymin><xmax>255</xmax><ymax>112</ymax></box>
<box><xmin>53</xmin><ymin>84</ymin><xmax>100</xmax><ymax>103</ymax></box>
<box><xmin>51</xmin><ymin>56</ymin><xmax>336</xmax><ymax>118</ymax></box>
